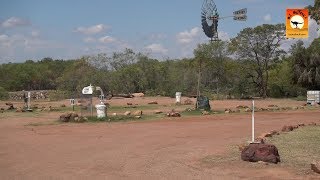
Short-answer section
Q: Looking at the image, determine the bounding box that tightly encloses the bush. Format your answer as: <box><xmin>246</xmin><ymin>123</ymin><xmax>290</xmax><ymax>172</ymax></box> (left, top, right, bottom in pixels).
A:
<box><xmin>0</xmin><ymin>86</ymin><xmax>9</xmax><ymax>100</ymax></box>
<box><xmin>48</xmin><ymin>90</ymin><xmax>73</xmax><ymax>101</ymax></box>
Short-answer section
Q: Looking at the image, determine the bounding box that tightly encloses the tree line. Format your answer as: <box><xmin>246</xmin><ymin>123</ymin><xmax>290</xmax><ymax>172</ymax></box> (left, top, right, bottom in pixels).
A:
<box><xmin>0</xmin><ymin>24</ymin><xmax>319</xmax><ymax>100</ymax></box>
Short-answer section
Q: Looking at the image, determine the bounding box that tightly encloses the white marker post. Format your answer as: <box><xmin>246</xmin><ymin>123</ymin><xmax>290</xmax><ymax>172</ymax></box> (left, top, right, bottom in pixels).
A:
<box><xmin>251</xmin><ymin>100</ymin><xmax>255</xmax><ymax>143</ymax></box>
<box><xmin>27</xmin><ymin>92</ymin><xmax>31</xmax><ymax>110</ymax></box>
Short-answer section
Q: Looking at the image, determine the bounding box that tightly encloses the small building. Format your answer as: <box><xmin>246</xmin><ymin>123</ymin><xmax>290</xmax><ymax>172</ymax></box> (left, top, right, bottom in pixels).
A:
<box><xmin>307</xmin><ymin>91</ymin><xmax>320</xmax><ymax>105</ymax></box>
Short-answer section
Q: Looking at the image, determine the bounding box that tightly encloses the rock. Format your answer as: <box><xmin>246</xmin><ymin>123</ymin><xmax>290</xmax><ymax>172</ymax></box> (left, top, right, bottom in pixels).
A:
<box><xmin>16</xmin><ymin>108</ymin><xmax>25</xmax><ymax>113</ymax></box>
<box><xmin>281</xmin><ymin>125</ymin><xmax>294</xmax><ymax>132</ymax></box>
<box><xmin>59</xmin><ymin>113</ymin><xmax>71</xmax><ymax>122</ymax></box>
<box><xmin>154</xmin><ymin>110</ymin><xmax>163</xmax><ymax>114</ymax></box>
<box><xmin>135</xmin><ymin>116</ymin><xmax>142</xmax><ymax>119</ymax></box>
<box><xmin>298</xmin><ymin>123</ymin><xmax>305</xmax><ymax>127</ymax></box>
<box><xmin>133</xmin><ymin>110</ymin><xmax>143</xmax><ymax>116</ymax></box>
<box><xmin>185</xmin><ymin>108</ymin><xmax>193</xmax><ymax>112</ymax></box>
<box><xmin>270</xmin><ymin>130</ymin><xmax>280</xmax><ymax>136</ymax></box>
<box><xmin>268</xmin><ymin>104</ymin><xmax>278</xmax><ymax>108</ymax></box>
<box><xmin>292</xmin><ymin>107</ymin><xmax>298</xmax><ymax>110</ymax></box>
<box><xmin>241</xmin><ymin>143</ymin><xmax>281</xmax><ymax>164</ymax></box>
<box><xmin>60</xmin><ymin>104</ymin><xmax>66</xmax><ymax>107</ymax></box>
<box><xmin>238</xmin><ymin>144</ymin><xmax>248</xmax><ymax>151</ymax></box>
<box><xmin>69</xmin><ymin>112</ymin><xmax>79</xmax><ymax>121</ymax></box>
<box><xmin>202</xmin><ymin>111</ymin><xmax>210</xmax><ymax>115</ymax></box>
<box><xmin>235</xmin><ymin>109</ymin><xmax>241</xmax><ymax>113</ymax></box>
<box><xmin>127</xmin><ymin>103</ymin><xmax>133</xmax><ymax>106</ymax></box>
<box><xmin>236</xmin><ymin>105</ymin><xmax>249</xmax><ymax>109</ymax></box>
<box><xmin>5</xmin><ymin>102</ymin><xmax>15</xmax><ymax>110</ymax></box>
<box><xmin>255</xmin><ymin>137</ymin><xmax>266</xmax><ymax>144</ymax></box>
<box><xmin>183</xmin><ymin>99</ymin><xmax>193</xmax><ymax>105</ymax></box>
<box><xmin>112</xmin><ymin>113</ymin><xmax>117</xmax><ymax>116</ymax></box>
<box><xmin>311</xmin><ymin>162</ymin><xmax>320</xmax><ymax>174</ymax></box>
<box><xmin>225</xmin><ymin>110</ymin><xmax>230</xmax><ymax>114</ymax></box>
<box><xmin>245</xmin><ymin>108</ymin><xmax>251</xmax><ymax>112</ymax></box>
<box><xmin>260</xmin><ymin>132</ymin><xmax>273</xmax><ymax>138</ymax></box>
<box><xmin>74</xmin><ymin>116</ymin><xmax>79</xmax><ymax>122</ymax></box>
<box><xmin>309</xmin><ymin>122</ymin><xmax>317</xmax><ymax>126</ymax></box>
<box><xmin>124</xmin><ymin>111</ymin><xmax>131</xmax><ymax>116</ymax></box>
<box><xmin>132</xmin><ymin>93</ymin><xmax>144</xmax><ymax>97</ymax></box>
<box><xmin>148</xmin><ymin>101</ymin><xmax>158</xmax><ymax>105</ymax></box>
<box><xmin>59</xmin><ymin>112</ymin><xmax>78</xmax><ymax>122</ymax></box>
<box><xmin>166</xmin><ymin>112</ymin><xmax>181</xmax><ymax>117</ymax></box>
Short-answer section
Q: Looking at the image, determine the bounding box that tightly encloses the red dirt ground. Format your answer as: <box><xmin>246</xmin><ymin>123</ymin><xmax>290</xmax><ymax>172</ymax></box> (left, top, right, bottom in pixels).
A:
<box><xmin>1</xmin><ymin>98</ymin><xmax>320</xmax><ymax>179</ymax></box>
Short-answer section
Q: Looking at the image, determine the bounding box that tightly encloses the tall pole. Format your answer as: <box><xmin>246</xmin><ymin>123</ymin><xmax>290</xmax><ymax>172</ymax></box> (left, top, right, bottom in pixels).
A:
<box><xmin>196</xmin><ymin>58</ymin><xmax>202</xmax><ymax>108</ymax></box>
<box><xmin>251</xmin><ymin>100</ymin><xmax>255</xmax><ymax>143</ymax></box>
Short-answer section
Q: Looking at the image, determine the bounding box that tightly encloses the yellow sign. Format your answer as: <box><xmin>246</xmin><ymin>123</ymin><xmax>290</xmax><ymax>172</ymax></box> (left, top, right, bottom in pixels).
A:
<box><xmin>286</xmin><ymin>9</ymin><xmax>309</xmax><ymax>38</ymax></box>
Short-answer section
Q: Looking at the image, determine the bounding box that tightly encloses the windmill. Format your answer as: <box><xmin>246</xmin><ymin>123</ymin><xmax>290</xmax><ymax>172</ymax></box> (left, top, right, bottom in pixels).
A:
<box><xmin>201</xmin><ymin>0</ymin><xmax>247</xmax><ymax>41</ymax></box>
<box><xmin>195</xmin><ymin>0</ymin><xmax>248</xmax><ymax>109</ymax></box>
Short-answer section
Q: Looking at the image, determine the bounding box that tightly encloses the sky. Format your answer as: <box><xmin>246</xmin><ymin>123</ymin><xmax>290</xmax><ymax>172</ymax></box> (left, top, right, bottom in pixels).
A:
<box><xmin>0</xmin><ymin>0</ymin><xmax>318</xmax><ymax>63</ymax></box>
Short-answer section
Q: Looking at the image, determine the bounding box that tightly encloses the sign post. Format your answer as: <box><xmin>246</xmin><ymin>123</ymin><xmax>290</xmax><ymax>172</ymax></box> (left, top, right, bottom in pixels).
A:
<box><xmin>251</xmin><ymin>100</ymin><xmax>255</xmax><ymax>143</ymax></box>
<box><xmin>233</xmin><ymin>8</ymin><xmax>247</xmax><ymax>21</ymax></box>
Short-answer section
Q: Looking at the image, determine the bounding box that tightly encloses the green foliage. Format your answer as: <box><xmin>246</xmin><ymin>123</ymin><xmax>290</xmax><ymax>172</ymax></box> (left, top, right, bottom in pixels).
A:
<box><xmin>0</xmin><ymin>86</ymin><xmax>9</xmax><ymax>100</ymax></box>
<box><xmin>1</xmin><ymin>33</ymin><xmax>318</xmax><ymax>100</ymax></box>
<box><xmin>230</xmin><ymin>24</ymin><xmax>286</xmax><ymax>98</ymax></box>
<box><xmin>291</xmin><ymin>39</ymin><xmax>320</xmax><ymax>90</ymax></box>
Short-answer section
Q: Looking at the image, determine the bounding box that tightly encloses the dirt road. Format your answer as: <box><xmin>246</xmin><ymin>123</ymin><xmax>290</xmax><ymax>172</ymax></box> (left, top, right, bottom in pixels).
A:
<box><xmin>1</xmin><ymin>110</ymin><xmax>320</xmax><ymax>179</ymax></box>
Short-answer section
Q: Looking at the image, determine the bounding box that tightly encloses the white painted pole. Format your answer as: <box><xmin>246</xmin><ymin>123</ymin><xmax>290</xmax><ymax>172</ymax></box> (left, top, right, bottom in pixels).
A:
<box><xmin>251</xmin><ymin>100</ymin><xmax>255</xmax><ymax>143</ymax></box>
<box><xmin>27</xmin><ymin>92</ymin><xmax>31</xmax><ymax>110</ymax></box>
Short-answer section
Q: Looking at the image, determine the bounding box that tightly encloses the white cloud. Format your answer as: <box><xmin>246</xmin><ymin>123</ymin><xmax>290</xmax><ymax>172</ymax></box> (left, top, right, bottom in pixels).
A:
<box><xmin>176</xmin><ymin>27</ymin><xmax>201</xmax><ymax>44</ymax></box>
<box><xmin>264</xmin><ymin>14</ymin><xmax>272</xmax><ymax>22</ymax></box>
<box><xmin>31</xmin><ymin>30</ymin><xmax>40</xmax><ymax>37</ymax></box>
<box><xmin>0</xmin><ymin>34</ymin><xmax>9</xmax><ymax>42</ymax></box>
<box><xmin>145</xmin><ymin>43</ymin><xmax>168</xmax><ymax>54</ymax></box>
<box><xmin>1</xmin><ymin>17</ymin><xmax>30</xmax><ymax>28</ymax></box>
<box><xmin>83</xmin><ymin>37</ymin><xmax>96</xmax><ymax>43</ymax></box>
<box><xmin>99</xmin><ymin>36</ymin><xmax>116</xmax><ymax>43</ymax></box>
<box><xmin>74</xmin><ymin>24</ymin><xmax>108</xmax><ymax>35</ymax></box>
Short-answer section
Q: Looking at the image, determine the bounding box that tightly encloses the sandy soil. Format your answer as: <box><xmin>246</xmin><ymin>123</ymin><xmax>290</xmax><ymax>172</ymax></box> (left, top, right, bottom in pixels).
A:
<box><xmin>0</xmin><ymin>98</ymin><xmax>319</xmax><ymax>179</ymax></box>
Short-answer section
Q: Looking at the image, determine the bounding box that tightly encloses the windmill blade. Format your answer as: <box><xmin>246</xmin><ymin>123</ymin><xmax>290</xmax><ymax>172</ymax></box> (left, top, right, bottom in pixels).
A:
<box><xmin>201</xmin><ymin>0</ymin><xmax>219</xmax><ymax>39</ymax></box>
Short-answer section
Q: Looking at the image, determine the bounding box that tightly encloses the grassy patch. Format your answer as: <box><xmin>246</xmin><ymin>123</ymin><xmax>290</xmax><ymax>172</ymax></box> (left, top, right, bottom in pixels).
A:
<box><xmin>267</xmin><ymin>126</ymin><xmax>320</xmax><ymax>174</ymax></box>
<box><xmin>292</xmin><ymin>95</ymin><xmax>307</xmax><ymax>101</ymax></box>
<box><xmin>201</xmin><ymin>126</ymin><xmax>320</xmax><ymax>175</ymax></box>
<box><xmin>85</xmin><ymin>114</ymin><xmax>163</xmax><ymax>123</ymax></box>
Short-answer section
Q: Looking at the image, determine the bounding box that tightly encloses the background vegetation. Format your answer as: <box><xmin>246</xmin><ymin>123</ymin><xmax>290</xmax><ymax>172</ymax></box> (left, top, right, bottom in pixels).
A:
<box><xmin>0</xmin><ymin>2</ymin><xmax>319</xmax><ymax>100</ymax></box>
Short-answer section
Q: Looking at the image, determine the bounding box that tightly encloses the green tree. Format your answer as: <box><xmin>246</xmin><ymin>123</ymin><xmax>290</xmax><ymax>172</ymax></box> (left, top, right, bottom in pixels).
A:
<box><xmin>292</xmin><ymin>39</ymin><xmax>320</xmax><ymax>89</ymax></box>
<box><xmin>230</xmin><ymin>24</ymin><xmax>286</xmax><ymax>98</ymax></box>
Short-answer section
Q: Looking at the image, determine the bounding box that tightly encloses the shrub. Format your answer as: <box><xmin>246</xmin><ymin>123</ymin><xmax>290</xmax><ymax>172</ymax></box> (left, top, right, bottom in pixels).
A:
<box><xmin>0</xmin><ymin>86</ymin><xmax>9</xmax><ymax>100</ymax></box>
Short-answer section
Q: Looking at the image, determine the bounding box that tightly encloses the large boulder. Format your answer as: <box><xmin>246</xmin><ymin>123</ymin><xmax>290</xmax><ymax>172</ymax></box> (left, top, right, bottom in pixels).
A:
<box><xmin>241</xmin><ymin>143</ymin><xmax>281</xmax><ymax>164</ymax></box>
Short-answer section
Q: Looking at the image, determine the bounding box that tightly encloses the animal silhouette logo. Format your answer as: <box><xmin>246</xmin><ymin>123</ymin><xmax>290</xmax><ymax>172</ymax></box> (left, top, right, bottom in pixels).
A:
<box><xmin>289</xmin><ymin>15</ymin><xmax>304</xmax><ymax>29</ymax></box>
<box><xmin>291</xmin><ymin>21</ymin><xmax>303</xmax><ymax>29</ymax></box>
<box><xmin>286</xmin><ymin>9</ymin><xmax>308</xmax><ymax>38</ymax></box>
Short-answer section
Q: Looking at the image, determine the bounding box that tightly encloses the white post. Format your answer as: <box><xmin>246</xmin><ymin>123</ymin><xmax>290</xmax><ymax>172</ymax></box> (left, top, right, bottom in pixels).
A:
<box><xmin>251</xmin><ymin>100</ymin><xmax>255</xmax><ymax>143</ymax></box>
<box><xmin>27</xmin><ymin>92</ymin><xmax>31</xmax><ymax>110</ymax></box>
